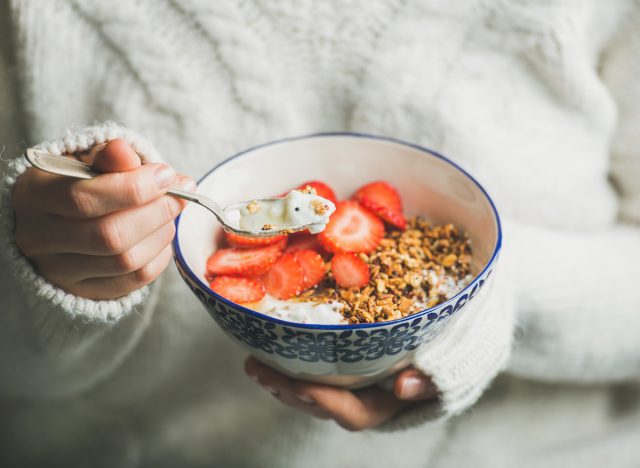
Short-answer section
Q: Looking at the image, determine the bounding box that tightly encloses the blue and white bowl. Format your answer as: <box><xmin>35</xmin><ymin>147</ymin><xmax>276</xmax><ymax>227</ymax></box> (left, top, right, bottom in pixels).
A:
<box><xmin>173</xmin><ymin>133</ymin><xmax>501</xmax><ymax>388</ymax></box>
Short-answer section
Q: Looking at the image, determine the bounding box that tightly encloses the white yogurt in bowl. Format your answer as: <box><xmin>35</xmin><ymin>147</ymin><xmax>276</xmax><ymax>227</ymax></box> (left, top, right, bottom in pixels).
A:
<box><xmin>252</xmin><ymin>295</ymin><xmax>347</xmax><ymax>325</ymax></box>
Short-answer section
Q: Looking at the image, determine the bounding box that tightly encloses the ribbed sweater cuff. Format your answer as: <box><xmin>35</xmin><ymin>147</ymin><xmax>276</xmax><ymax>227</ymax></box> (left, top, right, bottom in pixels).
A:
<box><xmin>0</xmin><ymin>122</ymin><xmax>162</xmax><ymax>323</ymax></box>
<box><xmin>377</xmin><ymin>271</ymin><xmax>515</xmax><ymax>431</ymax></box>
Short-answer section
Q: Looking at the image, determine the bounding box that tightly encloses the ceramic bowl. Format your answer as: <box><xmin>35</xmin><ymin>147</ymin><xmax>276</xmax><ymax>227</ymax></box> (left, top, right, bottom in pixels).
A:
<box><xmin>173</xmin><ymin>133</ymin><xmax>501</xmax><ymax>388</ymax></box>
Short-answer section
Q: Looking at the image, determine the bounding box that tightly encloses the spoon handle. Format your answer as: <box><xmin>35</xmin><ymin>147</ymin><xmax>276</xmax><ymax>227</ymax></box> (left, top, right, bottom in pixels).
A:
<box><xmin>165</xmin><ymin>187</ymin><xmax>226</xmax><ymax>226</ymax></box>
<box><xmin>24</xmin><ymin>148</ymin><xmax>225</xmax><ymax>221</ymax></box>
<box><xmin>25</xmin><ymin>148</ymin><xmax>100</xmax><ymax>179</ymax></box>
<box><xmin>24</xmin><ymin>148</ymin><xmax>311</xmax><ymax>238</ymax></box>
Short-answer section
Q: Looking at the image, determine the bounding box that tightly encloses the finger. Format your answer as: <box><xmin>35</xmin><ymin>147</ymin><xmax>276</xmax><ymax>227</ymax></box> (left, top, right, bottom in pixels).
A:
<box><xmin>245</xmin><ymin>357</ymin><xmax>406</xmax><ymax>427</ymax></box>
<box><xmin>292</xmin><ymin>381</ymin><xmax>408</xmax><ymax>431</ymax></box>
<box><xmin>92</xmin><ymin>139</ymin><xmax>141</xmax><ymax>172</ymax></box>
<box><xmin>75</xmin><ymin>142</ymin><xmax>107</xmax><ymax>166</ymax></box>
<box><xmin>244</xmin><ymin>358</ymin><xmax>331</xmax><ymax>419</ymax></box>
<box><xmin>393</xmin><ymin>368</ymin><xmax>439</xmax><ymax>401</ymax></box>
<box><xmin>18</xmin><ymin>178</ymin><xmax>191</xmax><ymax>256</ymax></box>
<box><xmin>69</xmin><ymin>244</ymin><xmax>173</xmax><ymax>299</ymax></box>
<box><xmin>21</xmin><ymin>162</ymin><xmax>178</xmax><ymax>218</ymax></box>
<box><xmin>170</xmin><ymin>174</ymin><xmax>197</xmax><ymax>209</ymax></box>
<box><xmin>31</xmin><ymin>222</ymin><xmax>176</xmax><ymax>283</ymax></box>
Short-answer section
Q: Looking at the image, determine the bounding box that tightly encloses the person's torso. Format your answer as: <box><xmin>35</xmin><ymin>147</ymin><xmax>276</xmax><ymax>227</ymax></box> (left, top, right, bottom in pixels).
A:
<box><xmin>4</xmin><ymin>0</ymin><xmax>634</xmax><ymax>466</ymax></box>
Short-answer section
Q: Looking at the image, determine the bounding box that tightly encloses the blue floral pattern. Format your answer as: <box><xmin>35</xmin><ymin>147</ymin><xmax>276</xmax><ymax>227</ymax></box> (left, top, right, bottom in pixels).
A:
<box><xmin>175</xmin><ymin>259</ymin><xmax>493</xmax><ymax>363</ymax></box>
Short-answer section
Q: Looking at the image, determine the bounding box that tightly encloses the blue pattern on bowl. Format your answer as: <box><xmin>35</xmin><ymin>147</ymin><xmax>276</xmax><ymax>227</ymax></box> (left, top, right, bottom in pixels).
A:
<box><xmin>174</xmin><ymin>254</ymin><xmax>496</xmax><ymax>387</ymax></box>
<box><xmin>173</xmin><ymin>133</ymin><xmax>502</xmax><ymax>388</ymax></box>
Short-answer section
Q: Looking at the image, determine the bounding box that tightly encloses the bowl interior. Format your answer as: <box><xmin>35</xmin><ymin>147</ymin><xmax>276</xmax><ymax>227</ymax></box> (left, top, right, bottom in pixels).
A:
<box><xmin>176</xmin><ymin>134</ymin><xmax>500</xmax><ymax>309</ymax></box>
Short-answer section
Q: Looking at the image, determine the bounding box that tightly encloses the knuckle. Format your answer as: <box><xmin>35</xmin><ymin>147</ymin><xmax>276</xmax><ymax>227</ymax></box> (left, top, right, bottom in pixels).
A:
<box><xmin>133</xmin><ymin>263</ymin><xmax>157</xmax><ymax>285</ymax></box>
<box><xmin>115</xmin><ymin>248</ymin><xmax>141</xmax><ymax>273</ymax></box>
<box><xmin>159</xmin><ymin>197</ymin><xmax>180</xmax><ymax>223</ymax></box>
<box><xmin>68</xmin><ymin>184</ymin><xmax>97</xmax><ymax>217</ymax></box>
<box><xmin>133</xmin><ymin>248</ymin><xmax>170</xmax><ymax>285</ymax></box>
<box><xmin>124</xmin><ymin>176</ymin><xmax>149</xmax><ymax>206</ymax></box>
<box><xmin>96</xmin><ymin>218</ymin><xmax>126</xmax><ymax>253</ymax></box>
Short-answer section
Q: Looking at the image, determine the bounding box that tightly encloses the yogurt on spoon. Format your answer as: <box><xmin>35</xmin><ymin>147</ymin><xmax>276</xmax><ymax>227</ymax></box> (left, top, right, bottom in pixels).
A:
<box><xmin>223</xmin><ymin>186</ymin><xmax>336</xmax><ymax>235</ymax></box>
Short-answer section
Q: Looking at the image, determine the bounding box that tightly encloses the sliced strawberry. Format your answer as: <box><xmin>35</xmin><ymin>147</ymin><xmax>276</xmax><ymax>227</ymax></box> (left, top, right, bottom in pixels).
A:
<box><xmin>318</xmin><ymin>200</ymin><xmax>384</xmax><ymax>253</ymax></box>
<box><xmin>296</xmin><ymin>180</ymin><xmax>338</xmax><ymax>204</ymax></box>
<box><xmin>209</xmin><ymin>276</ymin><xmax>266</xmax><ymax>304</ymax></box>
<box><xmin>293</xmin><ymin>249</ymin><xmax>326</xmax><ymax>290</ymax></box>
<box><xmin>358</xmin><ymin>196</ymin><xmax>407</xmax><ymax>230</ymax></box>
<box><xmin>285</xmin><ymin>231</ymin><xmax>321</xmax><ymax>253</ymax></box>
<box><xmin>331</xmin><ymin>253</ymin><xmax>370</xmax><ymax>288</ymax></box>
<box><xmin>262</xmin><ymin>252</ymin><xmax>305</xmax><ymax>299</ymax></box>
<box><xmin>354</xmin><ymin>181</ymin><xmax>403</xmax><ymax>212</ymax></box>
<box><xmin>225</xmin><ymin>231</ymin><xmax>287</xmax><ymax>248</ymax></box>
<box><xmin>206</xmin><ymin>240</ymin><xmax>285</xmax><ymax>277</ymax></box>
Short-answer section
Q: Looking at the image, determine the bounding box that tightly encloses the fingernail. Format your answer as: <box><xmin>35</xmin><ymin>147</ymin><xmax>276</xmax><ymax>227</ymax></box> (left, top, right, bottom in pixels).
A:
<box><xmin>262</xmin><ymin>384</ymin><xmax>278</xmax><ymax>396</ymax></box>
<box><xmin>297</xmin><ymin>394</ymin><xmax>315</xmax><ymax>405</ymax></box>
<box><xmin>179</xmin><ymin>176</ymin><xmax>197</xmax><ymax>193</ymax></box>
<box><xmin>399</xmin><ymin>376</ymin><xmax>430</xmax><ymax>399</ymax></box>
<box><xmin>154</xmin><ymin>165</ymin><xmax>176</xmax><ymax>189</ymax></box>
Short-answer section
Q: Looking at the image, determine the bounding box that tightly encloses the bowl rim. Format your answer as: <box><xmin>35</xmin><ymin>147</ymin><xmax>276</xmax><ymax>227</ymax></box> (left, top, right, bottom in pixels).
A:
<box><xmin>173</xmin><ymin>132</ymin><xmax>502</xmax><ymax>330</ymax></box>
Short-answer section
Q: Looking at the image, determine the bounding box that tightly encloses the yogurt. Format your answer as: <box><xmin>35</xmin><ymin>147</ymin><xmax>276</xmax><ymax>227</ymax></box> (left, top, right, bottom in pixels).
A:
<box><xmin>425</xmin><ymin>270</ymin><xmax>473</xmax><ymax>299</ymax></box>
<box><xmin>224</xmin><ymin>189</ymin><xmax>336</xmax><ymax>235</ymax></box>
<box><xmin>252</xmin><ymin>295</ymin><xmax>347</xmax><ymax>325</ymax></box>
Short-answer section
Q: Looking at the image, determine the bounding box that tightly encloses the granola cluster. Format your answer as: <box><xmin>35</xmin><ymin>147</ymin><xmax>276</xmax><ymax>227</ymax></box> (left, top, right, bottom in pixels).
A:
<box><xmin>246</xmin><ymin>200</ymin><xmax>261</xmax><ymax>213</ymax></box>
<box><xmin>297</xmin><ymin>217</ymin><xmax>473</xmax><ymax>324</ymax></box>
<box><xmin>310</xmin><ymin>199</ymin><xmax>330</xmax><ymax>215</ymax></box>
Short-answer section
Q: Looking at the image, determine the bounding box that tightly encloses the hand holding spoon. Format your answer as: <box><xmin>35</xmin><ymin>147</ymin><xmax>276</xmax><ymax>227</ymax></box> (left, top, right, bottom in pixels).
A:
<box><xmin>25</xmin><ymin>148</ymin><xmax>335</xmax><ymax>238</ymax></box>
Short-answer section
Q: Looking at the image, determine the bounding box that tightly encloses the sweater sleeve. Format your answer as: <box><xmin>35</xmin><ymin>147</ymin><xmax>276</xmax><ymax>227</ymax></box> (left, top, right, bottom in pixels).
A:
<box><xmin>507</xmin><ymin>7</ymin><xmax>640</xmax><ymax>383</ymax></box>
<box><xmin>0</xmin><ymin>121</ymin><xmax>164</xmax><ymax>399</ymax></box>
<box><xmin>504</xmin><ymin>220</ymin><xmax>640</xmax><ymax>382</ymax></box>
<box><xmin>376</xmin><ymin>264</ymin><xmax>515</xmax><ymax>431</ymax></box>
<box><xmin>380</xmin><ymin>3</ymin><xmax>640</xmax><ymax>430</ymax></box>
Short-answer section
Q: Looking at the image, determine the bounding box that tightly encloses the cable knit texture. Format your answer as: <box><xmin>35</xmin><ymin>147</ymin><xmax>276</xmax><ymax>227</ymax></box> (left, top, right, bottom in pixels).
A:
<box><xmin>1</xmin><ymin>0</ymin><xmax>639</xmax><ymax>467</ymax></box>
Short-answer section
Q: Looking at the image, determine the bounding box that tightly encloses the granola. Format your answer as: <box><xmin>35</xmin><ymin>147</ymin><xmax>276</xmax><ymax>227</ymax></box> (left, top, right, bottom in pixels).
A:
<box><xmin>295</xmin><ymin>217</ymin><xmax>473</xmax><ymax>324</ymax></box>
<box><xmin>208</xmin><ymin>179</ymin><xmax>473</xmax><ymax>326</ymax></box>
<box><xmin>310</xmin><ymin>199</ymin><xmax>331</xmax><ymax>215</ymax></box>
<box><xmin>246</xmin><ymin>200</ymin><xmax>261</xmax><ymax>214</ymax></box>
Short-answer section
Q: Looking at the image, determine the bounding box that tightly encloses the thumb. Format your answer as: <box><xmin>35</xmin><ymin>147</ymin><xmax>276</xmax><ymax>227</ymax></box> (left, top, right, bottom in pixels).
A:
<box><xmin>393</xmin><ymin>368</ymin><xmax>439</xmax><ymax>401</ymax></box>
<box><xmin>92</xmin><ymin>139</ymin><xmax>142</xmax><ymax>173</ymax></box>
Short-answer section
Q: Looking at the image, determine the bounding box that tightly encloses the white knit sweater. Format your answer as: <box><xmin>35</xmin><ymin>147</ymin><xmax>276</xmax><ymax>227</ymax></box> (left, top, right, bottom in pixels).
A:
<box><xmin>1</xmin><ymin>1</ymin><xmax>639</xmax><ymax>467</ymax></box>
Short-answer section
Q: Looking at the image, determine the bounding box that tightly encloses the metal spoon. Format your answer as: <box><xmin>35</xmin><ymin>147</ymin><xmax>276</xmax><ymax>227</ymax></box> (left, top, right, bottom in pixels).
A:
<box><xmin>25</xmin><ymin>148</ymin><xmax>318</xmax><ymax>238</ymax></box>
